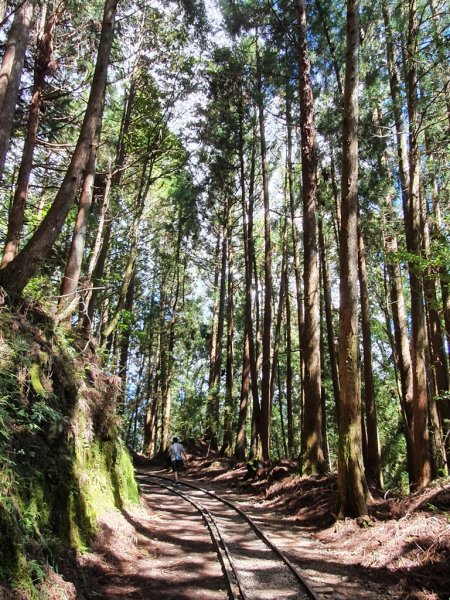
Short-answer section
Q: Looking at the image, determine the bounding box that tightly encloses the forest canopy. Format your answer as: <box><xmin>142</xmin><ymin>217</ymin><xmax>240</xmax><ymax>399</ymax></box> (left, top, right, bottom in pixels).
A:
<box><xmin>0</xmin><ymin>0</ymin><xmax>449</xmax><ymax>520</ymax></box>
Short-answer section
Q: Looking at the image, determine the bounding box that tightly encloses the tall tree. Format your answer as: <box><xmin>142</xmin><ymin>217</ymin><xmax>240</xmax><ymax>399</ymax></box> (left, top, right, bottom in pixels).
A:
<box><xmin>405</xmin><ymin>0</ymin><xmax>432</xmax><ymax>488</ymax></box>
<box><xmin>1</xmin><ymin>2</ymin><xmax>60</xmax><ymax>266</ymax></box>
<box><xmin>0</xmin><ymin>0</ymin><xmax>119</xmax><ymax>296</ymax></box>
<box><xmin>337</xmin><ymin>0</ymin><xmax>369</xmax><ymax>518</ymax></box>
<box><xmin>297</xmin><ymin>0</ymin><xmax>325</xmax><ymax>475</ymax></box>
<box><xmin>256</xmin><ymin>32</ymin><xmax>273</xmax><ymax>462</ymax></box>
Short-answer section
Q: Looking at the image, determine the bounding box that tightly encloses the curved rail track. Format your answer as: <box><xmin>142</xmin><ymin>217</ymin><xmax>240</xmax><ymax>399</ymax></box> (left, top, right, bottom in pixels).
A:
<box><xmin>136</xmin><ymin>471</ymin><xmax>321</xmax><ymax>600</ymax></box>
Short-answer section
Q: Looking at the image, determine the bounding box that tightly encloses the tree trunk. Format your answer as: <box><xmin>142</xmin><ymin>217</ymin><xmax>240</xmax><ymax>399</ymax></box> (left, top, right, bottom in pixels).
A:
<box><xmin>143</xmin><ymin>346</ymin><xmax>161</xmax><ymax>457</ymax></box>
<box><xmin>58</xmin><ymin>139</ymin><xmax>99</xmax><ymax>315</ymax></box>
<box><xmin>2</xmin><ymin>2</ymin><xmax>59</xmax><ymax>266</ymax></box>
<box><xmin>286</xmin><ymin>83</ymin><xmax>305</xmax><ymax>442</ymax></box>
<box><xmin>422</xmin><ymin>189</ymin><xmax>449</xmax><ymax>473</ymax></box>
<box><xmin>208</xmin><ymin>232</ymin><xmax>221</xmax><ymax>396</ymax></box>
<box><xmin>405</xmin><ymin>0</ymin><xmax>432</xmax><ymax>489</ymax></box>
<box><xmin>285</xmin><ymin>243</ymin><xmax>294</xmax><ymax>457</ymax></box>
<box><xmin>222</xmin><ymin>221</ymin><xmax>234</xmax><ymax>457</ymax></box>
<box><xmin>206</xmin><ymin>210</ymin><xmax>227</xmax><ymax>447</ymax></box>
<box><xmin>256</xmin><ymin>33</ymin><xmax>272</xmax><ymax>462</ymax></box>
<box><xmin>101</xmin><ymin>158</ymin><xmax>151</xmax><ymax>342</ymax></box>
<box><xmin>337</xmin><ymin>0</ymin><xmax>369</xmax><ymax>518</ymax></box>
<box><xmin>297</xmin><ymin>0</ymin><xmax>325</xmax><ymax>475</ymax></box>
<box><xmin>270</xmin><ymin>219</ymin><xmax>288</xmax><ymax>423</ymax></box>
<box><xmin>247</xmin><ymin>127</ymin><xmax>262</xmax><ymax>459</ymax></box>
<box><xmin>81</xmin><ymin>64</ymin><xmax>139</xmax><ymax>334</ymax></box>
<box><xmin>384</xmin><ymin>210</ymin><xmax>415</xmax><ymax>485</ymax></box>
<box><xmin>0</xmin><ymin>0</ymin><xmax>119</xmax><ymax>296</ymax></box>
<box><xmin>235</xmin><ymin>96</ymin><xmax>251</xmax><ymax>461</ymax></box>
<box><xmin>117</xmin><ymin>274</ymin><xmax>136</xmax><ymax>405</ymax></box>
<box><xmin>358</xmin><ymin>228</ymin><xmax>383</xmax><ymax>489</ymax></box>
<box><xmin>319</xmin><ymin>212</ymin><xmax>340</xmax><ymax>422</ymax></box>
<box><xmin>381</xmin><ymin>0</ymin><xmax>416</xmax><ymax>485</ymax></box>
<box><xmin>0</xmin><ymin>0</ymin><xmax>35</xmax><ymax>179</ymax></box>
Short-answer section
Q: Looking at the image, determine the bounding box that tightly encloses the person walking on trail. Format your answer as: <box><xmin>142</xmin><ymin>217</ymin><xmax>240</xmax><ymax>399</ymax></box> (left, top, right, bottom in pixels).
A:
<box><xmin>168</xmin><ymin>437</ymin><xmax>187</xmax><ymax>485</ymax></box>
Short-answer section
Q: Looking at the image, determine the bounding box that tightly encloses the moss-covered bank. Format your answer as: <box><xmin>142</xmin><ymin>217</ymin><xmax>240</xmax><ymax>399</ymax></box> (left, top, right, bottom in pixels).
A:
<box><xmin>0</xmin><ymin>304</ymin><xmax>139</xmax><ymax>596</ymax></box>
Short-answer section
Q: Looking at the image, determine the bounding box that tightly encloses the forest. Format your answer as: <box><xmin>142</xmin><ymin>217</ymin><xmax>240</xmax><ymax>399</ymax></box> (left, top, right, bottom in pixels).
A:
<box><xmin>0</xmin><ymin>0</ymin><xmax>449</xmax><ymax>596</ymax></box>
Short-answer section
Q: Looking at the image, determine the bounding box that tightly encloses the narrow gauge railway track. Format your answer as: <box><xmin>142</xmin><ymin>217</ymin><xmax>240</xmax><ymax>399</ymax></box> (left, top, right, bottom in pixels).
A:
<box><xmin>136</xmin><ymin>472</ymin><xmax>320</xmax><ymax>600</ymax></box>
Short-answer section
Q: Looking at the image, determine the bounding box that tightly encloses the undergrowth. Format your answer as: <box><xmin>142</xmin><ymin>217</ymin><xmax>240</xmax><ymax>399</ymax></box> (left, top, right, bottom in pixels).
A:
<box><xmin>0</xmin><ymin>305</ymin><xmax>139</xmax><ymax>596</ymax></box>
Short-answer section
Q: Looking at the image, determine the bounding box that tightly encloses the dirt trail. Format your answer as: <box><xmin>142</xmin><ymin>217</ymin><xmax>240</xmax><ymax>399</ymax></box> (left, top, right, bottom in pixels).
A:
<box><xmin>47</xmin><ymin>458</ymin><xmax>449</xmax><ymax>600</ymax></box>
<box><xmin>73</xmin><ymin>468</ymin><xmax>395</xmax><ymax>599</ymax></box>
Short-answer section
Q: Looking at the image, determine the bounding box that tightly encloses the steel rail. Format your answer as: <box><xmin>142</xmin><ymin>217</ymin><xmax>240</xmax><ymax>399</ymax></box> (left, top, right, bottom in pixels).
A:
<box><xmin>137</xmin><ymin>471</ymin><xmax>320</xmax><ymax>600</ymax></box>
<box><xmin>137</xmin><ymin>475</ymin><xmax>245</xmax><ymax>600</ymax></box>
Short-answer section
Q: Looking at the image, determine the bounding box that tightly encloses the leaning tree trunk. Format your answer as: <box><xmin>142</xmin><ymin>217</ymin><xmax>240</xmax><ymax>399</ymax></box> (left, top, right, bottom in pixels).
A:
<box><xmin>58</xmin><ymin>139</ymin><xmax>99</xmax><ymax>317</ymax></box>
<box><xmin>315</xmin><ymin>0</ymin><xmax>343</xmax><ymax>97</ymax></box>
<box><xmin>297</xmin><ymin>0</ymin><xmax>325</xmax><ymax>475</ymax></box>
<box><xmin>0</xmin><ymin>0</ymin><xmax>118</xmax><ymax>296</ymax></box>
<box><xmin>1</xmin><ymin>2</ymin><xmax>60</xmax><ymax>266</ymax></box>
<box><xmin>0</xmin><ymin>0</ymin><xmax>35</xmax><ymax>180</ymax></box>
<box><xmin>337</xmin><ymin>0</ymin><xmax>369</xmax><ymax>519</ymax></box>
<box><xmin>82</xmin><ymin>62</ymin><xmax>139</xmax><ymax>335</ymax></box>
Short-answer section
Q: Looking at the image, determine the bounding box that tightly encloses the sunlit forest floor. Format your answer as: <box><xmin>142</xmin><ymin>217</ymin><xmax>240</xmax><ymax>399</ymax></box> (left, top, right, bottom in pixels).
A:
<box><xmin>30</xmin><ymin>444</ymin><xmax>450</xmax><ymax>600</ymax></box>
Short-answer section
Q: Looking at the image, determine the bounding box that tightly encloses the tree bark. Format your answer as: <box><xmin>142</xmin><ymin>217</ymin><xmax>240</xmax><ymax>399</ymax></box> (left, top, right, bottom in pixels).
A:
<box><xmin>159</xmin><ymin>245</ymin><xmax>185</xmax><ymax>454</ymax></box>
<box><xmin>286</xmin><ymin>83</ymin><xmax>305</xmax><ymax>442</ymax></box>
<box><xmin>247</xmin><ymin>126</ymin><xmax>262</xmax><ymax>459</ymax></box>
<box><xmin>143</xmin><ymin>344</ymin><xmax>161</xmax><ymax>457</ymax></box>
<box><xmin>319</xmin><ymin>212</ymin><xmax>340</xmax><ymax>422</ymax></box>
<box><xmin>235</xmin><ymin>95</ymin><xmax>251</xmax><ymax>460</ymax></box>
<box><xmin>58</xmin><ymin>139</ymin><xmax>99</xmax><ymax>315</ymax></box>
<box><xmin>384</xmin><ymin>210</ymin><xmax>415</xmax><ymax>485</ymax></box>
<box><xmin>2</xmin><ymin>2</ymin><xmax>59</xmax><ymax>266</ymax></box>
<box><xmin>358</xmin><ymin>228</ymin><xmax>383</xmax><ymax>489</ymax></box>
<box><xmin>206</xmin><ymin>209</ymin><xmax>227</xmax><ymax>447</ymax></box>
<box><xmin>405</xmin><ymin>0</ymin><xmax>432</xmax><ymax>489</ymax></box>
<box><xmin>117</xmin><ymin>274</ymin><xmax>136</xmax><ymax>406</ymax></box>
<box><xmin>256</xmin><ymin>32</ymin><xmax>272</xmax><ymax>462</ymax></box>
<box><xmin>285</xmin><ymin>241</ymin><xmax>294</xmax><ymax>457</ymax></box>
<box><xmin>0</xmin><ymin>0</ymin><xmax>35</xmax><ymax>179</ymax></box>
<box><xmin>221</xmin><ymin>221</ymin><xmax>234</xmax><ymax>457</ymax></box>
<box><xmin>270</xmin><ymin>219</ymin><xmax>288</xmax><ymax>425</ymax></box>
<box><xmin>381</xmin><ymin>0</ymin><xmax>416</xmax><ymax>485</ymax></box>
<box><xmin>297</xmin><ymin>0</ymin><xmax>325</xmax><ymax>475</ymax></box>
<box><xmin>337</xmin><ymin>0</ymin><xmax>369</xmax><ymax>518</ymax></box>
<box><xmin>0</xmin><ymin>0</ymin><xmax>118</xmax><ymax>296</ymax></box>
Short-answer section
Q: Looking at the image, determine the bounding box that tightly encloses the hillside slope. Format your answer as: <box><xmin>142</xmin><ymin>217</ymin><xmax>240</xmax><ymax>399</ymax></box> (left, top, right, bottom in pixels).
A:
<box><xmin>0</xmin><ymin>304</ymin><xmax>139</xmax><ymax>597</ymax></box>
